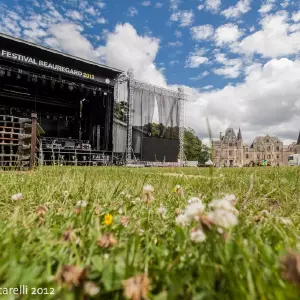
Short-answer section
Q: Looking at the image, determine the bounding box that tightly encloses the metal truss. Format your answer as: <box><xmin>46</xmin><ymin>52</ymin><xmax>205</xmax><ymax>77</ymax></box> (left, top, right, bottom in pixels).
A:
<box><xmin>113</xmin><ymin>70</ymin><xmax>186</xmax><ymax>166</ymax></box>
<box><xmin>178</xmin><ymin>87</ymin><xmax>185</xmax><ymax>166</ymax></box>
<box><xmin>126</xmin><ymin>69</ymin><xmax>134</xmax><ymax>164</ymax></box>
<box><xmin>131</xmin><ymin>79</ymin><xmax>179</xmax><ymax>98</ymax></box>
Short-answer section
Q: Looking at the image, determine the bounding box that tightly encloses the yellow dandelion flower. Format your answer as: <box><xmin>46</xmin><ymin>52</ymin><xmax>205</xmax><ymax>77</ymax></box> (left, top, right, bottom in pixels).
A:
<box><xmin>104</xmin><ymin>214</ymin><xmax>113</xmax><ymax>225</ymax></box>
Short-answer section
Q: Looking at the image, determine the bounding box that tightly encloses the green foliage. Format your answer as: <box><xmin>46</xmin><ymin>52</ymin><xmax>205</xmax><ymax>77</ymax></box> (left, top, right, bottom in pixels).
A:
<box><xmin>184</xmin><ymin>127</ymin><xmax>202</xmax><ymax>161</ymax></box>
<box><xmin>198</xmin><ymin>144</ymin><xmax>211</xmax><ymax>164</ymax></box>
<box><xmin>114</xmin><ymin>101</ymin><xmax>128</xmax><ymax>123</ymax></box>
<box><xmin>0</xmin><ymin>166</ymin><xmax>300</xmax><ymax>299</ymax></box>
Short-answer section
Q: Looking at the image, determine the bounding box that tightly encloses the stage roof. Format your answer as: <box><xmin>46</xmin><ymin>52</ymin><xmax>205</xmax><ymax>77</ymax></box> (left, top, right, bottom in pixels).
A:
<box><xmin>0</xmin><ymin>33</ymin><xmax>123</xmax><ymax>82</ymax></box>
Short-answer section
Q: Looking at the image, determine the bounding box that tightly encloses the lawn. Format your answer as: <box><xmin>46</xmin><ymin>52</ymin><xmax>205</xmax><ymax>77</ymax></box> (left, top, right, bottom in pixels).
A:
<box><xmin>0</xmin><ymin>166</ymin><xmax>300</xmax><ymax>299</ymax></box>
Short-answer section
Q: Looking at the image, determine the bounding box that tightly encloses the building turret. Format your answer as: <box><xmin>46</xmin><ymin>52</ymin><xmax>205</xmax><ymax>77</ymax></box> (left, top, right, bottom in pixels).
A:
<box><xmin>237</xmin><ymin>128</ymin><xmax>242</xmax><ymax>141</ymax></box>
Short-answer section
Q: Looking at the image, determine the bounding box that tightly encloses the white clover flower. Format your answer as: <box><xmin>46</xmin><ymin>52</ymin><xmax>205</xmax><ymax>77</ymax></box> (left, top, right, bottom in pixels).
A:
<box><xmin>63</xmin><ymin>191</ymin><xmax>69</xmax><ymax>198</ymax></box>
<box><xmin>157</xmin><ymin>205</ymin><xmax>167</xmax><ymax>217</ymax></box>
<box><xmin>188</xmin><ymin>197</ymin><xmax>202</xmax><ymax>204</ymax></box>
<box><xmin>143</xmin><ymin>185</ymin><xmax>154</xmax><ymax>194</ymax></box>
<box><xmin>190</xmin><ymin>228</ymin><xmax>206</xmax><ymax>243</ymax></box>
<box><xmin>175</xmin><ymin>214</ymin><xmax>190</xmax><ymax>226</ymax></box>
<box><xmin>223</xmin><ymin>194</ymin><xmax>237</xmax><ymax>203</ymax></box>
<box><xmin>118</xmin><ymin>207</ymin><xmax>123</xmax><ymax>215</ymax></box>
<box><xmin>76</xmin><ymin>200</ymin><xmax>87</xmax><ymax>208</ymax></box>
<box><xmin>207</xmin><ymin>209</ymin><xmax>238</xmax><ymax>229</ymax></box>
<box><xmin>84</xmin><ymin>282</ymin><xmax>100</xmax><ymax>297</ymax></box>
<box><xmin>217</xmin><ymin>227</ymin><xmax>224</xmax><ymax>234</ymax></box>
<box><xmin>184</xmin><ymin>201</ymin><xmax>206</xmax><ymax>221</ymax></box>
<box><xmin>279</xmin><ymin>217</ymin><xmax>293</xmax><ymax>226</ymax></box>
<box><xmin>209</xmin><ymin>199</ymin><xmax>239</xmax><ymax>215</ymax></box>
<box><xmin>11</xmin><ymin>193</ymin><xmax>23</xmax><ymax>201</ymax></box>
<box><xmin>125</xmin><ymin>193</ymin><xmax>132</xmax><ymax>199</ymax></box>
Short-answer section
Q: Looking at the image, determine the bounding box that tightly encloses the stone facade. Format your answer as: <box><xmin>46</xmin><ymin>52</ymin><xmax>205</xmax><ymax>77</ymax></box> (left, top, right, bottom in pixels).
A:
<box><xmin>212</xmin><ymin>129</ymin><xmax>300</xmax><ymax>167</ymax></box>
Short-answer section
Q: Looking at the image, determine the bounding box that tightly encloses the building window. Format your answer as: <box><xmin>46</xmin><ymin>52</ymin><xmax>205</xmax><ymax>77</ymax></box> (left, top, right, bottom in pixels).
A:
<box><xmin>277</xmin><ymin>155</ymin><xmax>279</xmax><ymax>159</ymax></box>
<box><xmin>246</xmin><ymin>148</ymin><xmax>248</xmax><ymax>152</ymax></box>
<box><xmin>267</xmin><ymin>155</ymin><xmax>271</xmax><ymax>159</ymax></box>
<box><xmin>266</xmin><ymin>139</ymin><xmax>269</xmax><ymax>142</ymax></box>
<box><xmin>257</xmin><ymin>154</ymin><xmax>260</xmax><ymax>159</ymax></box>
<box><xmin>229</xmin><ymin>151</ymin><xmax>233</xmax><ymax>156</ymax></box>
<box><xmin>276</xmin><ymin>146</ymin><xmax>279</xmax><ymax>151</ymax></box>
<box><xmin>229</xmin><ymin>143</ymin><xmax>232</xmax><ymax>146</ymax></box>
<box><xmin>246</xmin><ymin>154</ymin><xmax>249</xmax><ymax>159</ymax></box>
<box><xmin>267</xmin><ymin>146</ymin><xmax>271</xmax><ymax>151</ymax></box>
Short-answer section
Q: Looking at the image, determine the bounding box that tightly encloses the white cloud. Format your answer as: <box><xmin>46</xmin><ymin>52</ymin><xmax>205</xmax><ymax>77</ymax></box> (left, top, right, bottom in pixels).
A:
<box><xmin>32</xmin><ymin>0</ymin><xmax>40</xmax><ymax>7</ymax></box>
<box><xmin>289</xmin><ymin>23</ymin><xmax>300</xmax><ymax>33</ymax></box>
<box><xmin>169</xmin><ymin>60</ymin><xmax>179</xmax><ymax>66</ymax></box>
<box><xmin>128</xmin><ymin>7</ymin><xmax>138</xmax><ymax>16</ymax></box>
<box><xmin>155</xmin><ymin>3</ymin><xmax>163</xmax><ymax>8</ymax></box>
<box><xmin>66</xmin><ymin>10</ymin><xmax>83</xmax><ymax>20</ymax></box>
<box><xmin>280</xmin><ymin>0</ymin><xmax>289</xmax><ymax>8</ymax></box>
<box><xmin>184</xmin><ymin>58</ymin><xmax>300</xmax><ymax>144</ymax></box>
<box><xmin>174</xmin><ymin>30</ymin><xmax>182</xmax><ymax>38</ymax></box>
<box><xmin>141</xmin><ymin>1</ymin><xmax>151</xmax><ymax>7</ymax></box>
<box><xmin>96</xmin><ymin>1</ymin><xmax>106</xmax><ymax>9</ymax></box>
<box><xmin>205</xmin><ymin>0</ymin><xmax>221</xmax><ymax>13</ymax></box>
<box><xmin>170</xmin><ymin>0</ymin><xmax>180</xmax><ymax>11</ymax></box>
<box><xmin>222</xmin><ymin>0</ymin><xmax>251</xmax><ymax>19</ymax></box>
<box><xmin>190</xmin><ymin>24</ymin><xmax>214</xmax><ymax>40</ymax></box>
<box><xmin>97</xmin><ymin>23</ymin><xmax>167</xmax><ymax>86</ymax></box>
<box><xmin>201</xmin><ymin>85</ymin><xmax>213</xmax><ymax>90</ymax></box>
<box><xmin>213</xmin><ymin>53</ymin><xmax>242</xmax><ymax>78</ymax></box>
<box><xmin>48</xmin><ymin>23</ymin><xmax>99</xmax><ymax>60</ymax></box>
<box><xmin>215</xmin><ymin>23</ymin><xmax>242</xmax><ymax>45</ymax></box>
<box><xmin>197</xmin><ymin>5</ymin><xmax>204</xmax><ymax>11</ymax></box>
<box><xmin>97</xmin><ymin>17</ymin><xmax>107</xmax><ymax>24</ymax></box>
<box><xmin>190</xmin><ymin>71</ymin><xmax>210</xmax><ymax>80</ymax></box>
<box><xmin>85</xmin><ymin>6</ymin><xmax>98</xmax><ymax>16</ymax></box>
<box><xmin>170</xmin><ymin>10</ymin><xmax>194</xmax><ymax>27</ymax></box>
<box><xmin>237</xmin><ymin>11</ymin><xmax>300</xmax><ymax>58</ymax></box>
<box><xmin>292</xmin><ymin>11</ymin><xmax>300</xmax><ymax>22</ymax></box>
<box><xmin>168</xmin><ymin>41</ymin><xmax>183</xmax><ymax>47</ymax></box>
<box><xmin>185</xmin><ymin>49</ymin><xmax>209</xmax><ymax>68</ymax></box>
<box><xmin>258</xmin><ymin>3</ymin><xmax>273</xmax><ymax>14</ymax></box>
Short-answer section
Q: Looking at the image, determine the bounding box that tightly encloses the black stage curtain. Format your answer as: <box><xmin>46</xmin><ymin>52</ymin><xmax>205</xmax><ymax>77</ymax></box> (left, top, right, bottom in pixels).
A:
<box><xmin>141</xmin><ymin>137</ymin><xmax>179</xmax><ymax>162</ymax></box>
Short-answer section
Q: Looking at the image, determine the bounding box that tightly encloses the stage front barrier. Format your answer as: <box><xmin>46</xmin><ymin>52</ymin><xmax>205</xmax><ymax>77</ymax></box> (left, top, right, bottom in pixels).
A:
<box><xmin>0</xmin><ymin>114</ymin><xmax>44</xmax><ymax>170</ymax></box>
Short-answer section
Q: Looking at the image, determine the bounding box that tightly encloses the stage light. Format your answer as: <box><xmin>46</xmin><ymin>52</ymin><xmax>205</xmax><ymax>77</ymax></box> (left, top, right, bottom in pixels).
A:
<box><xmin>0</xmin><ymin>69</ymin><xmax>5</xmax><ymax>76</ymax></box>
<box><xmin>6</xmin><ymin>70</ymin><xmax>11</xmax><ymax>77</ymax></box>
<box><xmin>80</xmin><ymin>84</ymin><xmax>85</xmax><ymax>92</ymax></box>
<box><xmin>105</xmin><ymin>78</ymin><xmax>110</xmax><ymax>84</ymax></box>
<box><xmin>60</xmin><ymin>80</ymin><xmax>65</xmax><ymax>89</ymax></box>
<box><xmin>93</xmin><ymin>89</ymin><xmax>97</xmax><ymax>96</ymax></box>
<box><xmin>98</xmin><ymin>87</ymin><xmax>102</xmax><ymax>91</ymax></box>
<box><xmin>68</xmin><ymin>84</ymin><xmax>74</xmax><ymax>91</ymax></box>
<box><xmin>104</xmin><ymin>92</ymin><xmax>107</xmax><ymax>96</ymax></box>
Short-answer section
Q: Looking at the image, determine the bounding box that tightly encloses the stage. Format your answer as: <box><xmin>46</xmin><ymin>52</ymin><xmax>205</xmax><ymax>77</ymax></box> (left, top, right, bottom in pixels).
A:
<box><xmin>0</xmin><ymin>33</ymin><xmax>185</xmax><ymax>168</ymax></box>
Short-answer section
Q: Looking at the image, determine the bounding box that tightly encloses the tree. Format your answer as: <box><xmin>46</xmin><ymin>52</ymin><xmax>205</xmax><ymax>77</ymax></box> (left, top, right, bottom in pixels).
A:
<box><xmin>198</xmin><ymin>144</ymin><xmax>210</xmax><ymax>164</ymax></box>
<box><xmin>114</xmin><ymin>101</ymin><xmax>128</xmax><ymax>122</ymax></box>
<box><xmin>184</xmin><ymin>128</ymin><xmax>202</xmax><ymax>161</ymax></box>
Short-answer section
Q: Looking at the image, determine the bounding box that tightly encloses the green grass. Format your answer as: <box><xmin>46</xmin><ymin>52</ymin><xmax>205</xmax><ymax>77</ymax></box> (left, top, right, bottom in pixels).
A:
<box><xmin>0</xmin><ymin>166</ymin><xmax>300</xmax><ymax>299</ymax></box>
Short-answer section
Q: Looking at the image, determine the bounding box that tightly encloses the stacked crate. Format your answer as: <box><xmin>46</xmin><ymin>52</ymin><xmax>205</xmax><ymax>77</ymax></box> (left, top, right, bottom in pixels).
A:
<box><xmin>0</xmin><ymin>115</ymin><xmax>32</xmax><ymax>170</ymax></box>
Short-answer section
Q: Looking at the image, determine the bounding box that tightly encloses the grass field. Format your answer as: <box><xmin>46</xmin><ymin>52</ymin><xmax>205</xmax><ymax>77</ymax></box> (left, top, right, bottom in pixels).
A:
<box><xmin>1</xmin><ymin>166</ymin><xmax>300</xmax><ymax>299</ymax></box>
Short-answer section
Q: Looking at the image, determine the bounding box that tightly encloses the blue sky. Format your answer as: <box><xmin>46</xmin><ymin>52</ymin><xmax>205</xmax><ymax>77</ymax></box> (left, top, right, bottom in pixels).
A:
<box><xmin>0</xmin><ymin>0</ymin><xmax>300</xmax><ymax>144</ymax></box>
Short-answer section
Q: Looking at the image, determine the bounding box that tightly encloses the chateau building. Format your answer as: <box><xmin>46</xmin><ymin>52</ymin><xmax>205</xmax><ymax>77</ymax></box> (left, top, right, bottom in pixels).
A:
<box><xmin>212</xmin><ymin>128</ymin><xmax>300</xmax><ymax>167</ymax></box>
